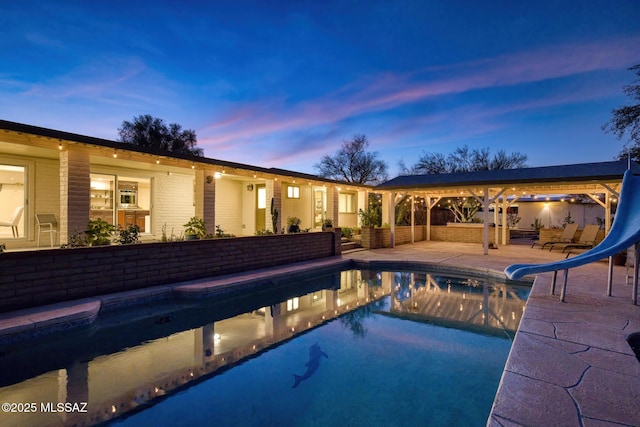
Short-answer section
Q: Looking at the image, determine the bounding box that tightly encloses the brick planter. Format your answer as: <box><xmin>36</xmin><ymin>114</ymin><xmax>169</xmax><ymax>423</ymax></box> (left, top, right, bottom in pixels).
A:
<box><xmin>0</xmin><ymin>231</ymin><xmax>341</xmax><ymax>313</ymax></box>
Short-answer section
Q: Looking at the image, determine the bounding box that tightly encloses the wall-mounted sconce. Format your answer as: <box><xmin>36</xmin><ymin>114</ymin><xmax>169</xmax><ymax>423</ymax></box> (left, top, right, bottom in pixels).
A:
<box><xmin>247</xmin><ymin>183</ymin><xmax>254</xmax><ymax>191</ymax></box>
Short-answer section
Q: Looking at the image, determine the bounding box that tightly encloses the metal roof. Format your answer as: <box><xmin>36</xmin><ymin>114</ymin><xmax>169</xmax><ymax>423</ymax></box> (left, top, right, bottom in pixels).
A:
<box><xmin>376</xmin><ymin>160</ymin><xmax>640</xmax><ymax>192</ymax></box>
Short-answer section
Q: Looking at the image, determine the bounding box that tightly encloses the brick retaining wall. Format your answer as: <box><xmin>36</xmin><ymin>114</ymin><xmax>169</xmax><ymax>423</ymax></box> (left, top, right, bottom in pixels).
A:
<box><xmin>361</xmin><ymin>224</ymin><xmax>508</xmax><ymax>248</ymax></box>
<box><xmin>0</xmin><ymin>231</ymin><xmax>340</xmax><ymax>313</ymax></box>
<box><xmin>430</xmin><ymin>225</ymin><xmax>508</xmax><ymax>244</ymax></box>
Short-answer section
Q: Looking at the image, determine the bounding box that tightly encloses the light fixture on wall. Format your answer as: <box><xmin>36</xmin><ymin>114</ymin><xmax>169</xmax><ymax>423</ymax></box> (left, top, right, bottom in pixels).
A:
<box><xmin>58</xmin><ymin>140</ymin><xmax>62</xmax><ymax>150</ymax></box>
<box><xmin>113</xmin><ymin>150</ymin><xmax>117</xmax><ymax>158</ymax></box>
<box><xmin>247</xmin><ymin>183</ymin><xmax>254</xmax><ymax>191</ymax></box>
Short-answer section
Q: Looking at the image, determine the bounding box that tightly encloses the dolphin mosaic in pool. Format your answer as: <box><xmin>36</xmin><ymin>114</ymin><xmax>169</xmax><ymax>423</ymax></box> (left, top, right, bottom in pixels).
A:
<box><xmin>292</xmin><ymin>343</ymin><xmax>328</xmax><ymax>388</ymax></box>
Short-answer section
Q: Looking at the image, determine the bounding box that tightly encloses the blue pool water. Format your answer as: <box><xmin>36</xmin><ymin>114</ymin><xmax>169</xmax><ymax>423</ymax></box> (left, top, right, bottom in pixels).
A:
<box><xmin>114</xmin><ymin>303</ymin><xmax>512</xmax><ymax>427</ymax></box>
<box><xmin>0</xmin><ymin>267</ymin><xmax>529</xmax><ymax>427</ymax></box>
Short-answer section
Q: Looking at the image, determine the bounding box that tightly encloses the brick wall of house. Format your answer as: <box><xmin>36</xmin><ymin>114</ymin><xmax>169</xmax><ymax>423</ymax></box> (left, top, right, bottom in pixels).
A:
<box><xmin>0</xmin><ymin>231</ymin><xmax>341</xmax><ymax>313</ymax></box>
<box><xmin>214</xmin><ymin>178</ymin><xmax>244</xmax><ymax>236</ymax></box>
<box><xmin>152</xmin><ymin>172</ymin><xmax>195</xmax><ymax>239</ymax></box>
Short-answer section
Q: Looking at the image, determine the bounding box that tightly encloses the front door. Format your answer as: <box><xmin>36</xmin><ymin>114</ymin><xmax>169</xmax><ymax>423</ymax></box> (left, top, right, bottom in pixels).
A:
<box><xmin>256</xmin><ymin>184</ymin><xmax>266</xmax><ymax>231</ymax></box>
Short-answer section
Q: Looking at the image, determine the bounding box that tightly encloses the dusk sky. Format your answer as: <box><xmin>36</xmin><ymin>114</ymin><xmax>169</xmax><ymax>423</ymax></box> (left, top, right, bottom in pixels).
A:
<box><xmin>2</xmin><ymin>1</ymin><xmax>639</xmax><ymax>176</ymax></box>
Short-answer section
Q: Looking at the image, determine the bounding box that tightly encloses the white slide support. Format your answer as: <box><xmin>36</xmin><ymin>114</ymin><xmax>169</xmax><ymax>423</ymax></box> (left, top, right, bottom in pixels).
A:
<box><xmin>505</xmin><ymin>171</ymin><xmax>640</xmax><ymax>303</ymax></box>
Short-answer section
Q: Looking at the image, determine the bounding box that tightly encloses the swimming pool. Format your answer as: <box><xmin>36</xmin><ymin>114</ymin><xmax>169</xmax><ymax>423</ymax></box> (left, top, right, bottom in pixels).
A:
<box><xmin>0</xmin><ymin>266</ymin><xmax>529</xmax><ymax>427</ymax></box>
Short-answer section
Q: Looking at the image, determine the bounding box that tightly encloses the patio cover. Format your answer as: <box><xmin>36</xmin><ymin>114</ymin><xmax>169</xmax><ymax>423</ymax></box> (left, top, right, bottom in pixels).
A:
<box><xmin>375</xmin><ymin>160</ymin><xmax>640</xmax><ymax>254</ymax></box>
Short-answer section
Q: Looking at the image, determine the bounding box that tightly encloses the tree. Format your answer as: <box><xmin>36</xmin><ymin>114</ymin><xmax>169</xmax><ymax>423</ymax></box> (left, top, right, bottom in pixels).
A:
<box><xmin>118</xmin><ymin>114</ymin><xmax>203</xmax><ymax>156</ymax></box>
<box><xmin>399</xmin><ymin>145</ymin><xmax>527</xmax><ymax>175</ymax></box>
<box><xmin>314</xmin><ymin>135</ymin><xmax>389</xmax><ymax>185</ymax></box>
<box><xmin>399</xmin><ymin>145</ymin><xmax>527</xmax><ymax>223</ymax></box>
<box><xmin>602</xmin><ymin>64</ymin><xmax>640</xmax><ymax>161</ymax></box>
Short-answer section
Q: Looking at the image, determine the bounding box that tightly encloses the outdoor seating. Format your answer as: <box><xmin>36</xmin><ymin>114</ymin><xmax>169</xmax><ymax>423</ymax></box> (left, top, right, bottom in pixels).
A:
<box><xmin>0</xmin><ymin>206</ymin><xmax>24</xmax><ymax>237</ymax></box>
<box><xmin>36</xmin><ymin>213</ymin><xmax>59</xmax><ymax>247</ymax></box>
<box><xmin>549</xmin><ymin>224</ymin><xmax>600</xmax><ymax>253</ymax></box>
<box><xmin>531</xmin><ymin>223</ymin><xmax>578</xmax><ymax>249</ymax></box>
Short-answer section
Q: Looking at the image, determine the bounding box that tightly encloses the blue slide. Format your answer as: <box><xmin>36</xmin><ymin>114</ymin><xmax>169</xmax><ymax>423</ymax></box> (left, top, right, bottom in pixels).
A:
<box><xmin>505</xmin><ymin>170</ymin><xmax>640</xmax><ymax>302</ymax></box>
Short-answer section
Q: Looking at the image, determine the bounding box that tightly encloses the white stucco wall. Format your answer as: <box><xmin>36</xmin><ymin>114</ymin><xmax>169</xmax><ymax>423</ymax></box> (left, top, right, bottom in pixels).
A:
<box><xmin>515</xmin><ymin>201</ymin><xmax>605</xmax><ymax>230</ymax></box>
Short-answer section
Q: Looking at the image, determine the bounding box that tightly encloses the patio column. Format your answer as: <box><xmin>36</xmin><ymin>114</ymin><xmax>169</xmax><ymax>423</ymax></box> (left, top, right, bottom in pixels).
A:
<box><xmin>425</xmin><ymin>196</ymin><xmax>440</xmax><ymax>241</ymax></box>
<box><xmin>483</xmin><ymin>187</ymin><xmax>489</xmax><ymax>255</ymax></box>
<box><xmin>328</xmin><ymin>186</ymin><xmax>339</xmax><ymax>226</ymax></box>
<box><xmin>267</xmin><ymin>179</ymin><xmax>282</xmax><ymax>233</ymax></box>
<box><xmin>494</xmin><ymin>198</ymin><xmax>499</xmax><ymax>247</ymax></box>
<box><xmin>411</xmin><ymin>193</ymin><xmax>415</xmax><ymax>244</ymax></box>
<box><xmin>389</xmin><ymin>192</ymin><xmax>396</xmax><ymax>248</ymax></box>
<box><xmin>59</xmin><ymin>147</ymin><xmax>90</xmax><ymax>244</ymax></box>
<box><xmin>194</xmin><ymin>168</ymin><xmax>216</xmax><ymax>235</ymax></box>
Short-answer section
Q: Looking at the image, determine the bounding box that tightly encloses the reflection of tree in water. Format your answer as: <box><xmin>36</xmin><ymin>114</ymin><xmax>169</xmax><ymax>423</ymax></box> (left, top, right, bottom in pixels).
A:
<box><xmin>340</xmin><ymin>299</ymin><xmax>386</xmax><ymax>338</ymax></box>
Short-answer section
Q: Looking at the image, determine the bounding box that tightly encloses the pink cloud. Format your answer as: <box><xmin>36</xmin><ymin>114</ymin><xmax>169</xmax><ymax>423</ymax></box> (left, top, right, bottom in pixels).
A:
<box><xmin>198</xmin><ymin>36</ymin><xmax>639</xmax><ymax>165</ymax></box>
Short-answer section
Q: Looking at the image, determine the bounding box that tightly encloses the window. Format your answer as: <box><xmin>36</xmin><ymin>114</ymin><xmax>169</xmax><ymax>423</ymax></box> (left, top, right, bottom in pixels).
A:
<box><xmin>339</xmin><ymin>193</ymin><xmax>356</xmax><ymax>213</ymax></box>
<box><xmin>287</xmin><ymin>185</ymin><xmax>300</xmax><ymax>199</ymax></box>
<box><xmin>287</xmin><ymin>297</ymin><xmax>299</xmax><ymax>311</ymax></box>
<box><xmin>257</xmin><ymin>187</ymin><xmax>266</xmax><ymax>209</ymax></box>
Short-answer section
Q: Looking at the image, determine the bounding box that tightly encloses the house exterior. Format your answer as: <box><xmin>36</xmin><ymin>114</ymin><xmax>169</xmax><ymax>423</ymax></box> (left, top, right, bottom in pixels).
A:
<box><xmin>0</xmin><ymin>120</ymin><xmax>369</xmax><ymax>249</ymax></box>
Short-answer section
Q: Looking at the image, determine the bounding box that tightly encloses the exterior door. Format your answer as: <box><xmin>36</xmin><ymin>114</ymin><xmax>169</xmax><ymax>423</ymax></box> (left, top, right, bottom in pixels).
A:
<box><xmin>256</xmin><ymin>184</ymin><xmax>266</xmax><ymax>231</ymax></box>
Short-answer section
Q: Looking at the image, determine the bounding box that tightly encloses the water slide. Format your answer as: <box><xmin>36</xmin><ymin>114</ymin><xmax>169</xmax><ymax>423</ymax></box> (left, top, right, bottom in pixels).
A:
<box><xmin>504</xmin><ymin>170</ymin><xmax>640</xmax><ymax>303</ymax></box>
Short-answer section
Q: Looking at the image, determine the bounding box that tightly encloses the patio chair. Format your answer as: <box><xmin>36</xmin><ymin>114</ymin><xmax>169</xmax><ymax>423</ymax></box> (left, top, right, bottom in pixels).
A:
<box><xmin>0</xmin><ymin>206</ymin><xmax>24</xmax><ymax>237</ymax></box>
<box><xmin>531</xmin><ymin>223</ymin><xmax>578</xmax><ymax>249</ymax></box>
<box><xmin>36</xmin><ymin>213</ymin><xmax>59</xmax><ymax>247</ymax></box>
<box><xmin>549</xmin><ymin>224</ymin><xmax>601</xmax><ymax>253</ymax></box>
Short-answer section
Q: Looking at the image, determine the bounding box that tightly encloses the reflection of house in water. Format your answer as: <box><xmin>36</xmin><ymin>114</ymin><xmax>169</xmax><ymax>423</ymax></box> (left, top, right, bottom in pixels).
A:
<box><xmin>0</xmin><ymin>270</ymin><xmax>528</xmax><ymax>426</ymax></box>
<box><xmin>387</xmin><ymin>272</ymin><xmax>529</xmax><ymax>338</ymax></box>
<box><xmin>0</xmin><ymin>270</ymin><xmax>392</xmax><ymax>427</ymax></box>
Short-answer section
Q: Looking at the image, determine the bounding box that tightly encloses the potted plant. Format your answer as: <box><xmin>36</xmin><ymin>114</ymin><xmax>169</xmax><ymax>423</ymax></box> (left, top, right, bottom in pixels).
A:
<box><xmin>116</xmin><ymin>224</ymin><xmax>140</xmax><ymax>245</ymax></box>
<box><xmin>184</xmin><ymin>216</ymin><xmax>206</xmax><ymax>240</ymax></box>
<box><xmin>358</xmin><ymin>207</ymin><xmax>379</xmax><ymax>228</ymax></box>
<box><xmin>85</xmin><ymin>218</ymin><xmax>115</xmax><ymax>246</ymax></box>
<box><xmin>322</xmin><ymin>218</ymin><xmax>333</xmax><ymax>231</ymax></box>
<box><xmin>287</xmin><ymin>216</ymin><xmax>301</xmax><ymax>233</ymax></box>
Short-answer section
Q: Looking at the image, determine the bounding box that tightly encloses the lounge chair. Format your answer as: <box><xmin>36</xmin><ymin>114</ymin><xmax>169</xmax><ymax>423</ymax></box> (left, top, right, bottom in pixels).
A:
<box><xmin>531</xmin><ymin>223</ymin><xmax>578</xmax><ymax>249</ymax></box>
<box><xmin>549</xmin><ymin>224</ymin><xmax>600</xmax><ymax>253</ymax></box>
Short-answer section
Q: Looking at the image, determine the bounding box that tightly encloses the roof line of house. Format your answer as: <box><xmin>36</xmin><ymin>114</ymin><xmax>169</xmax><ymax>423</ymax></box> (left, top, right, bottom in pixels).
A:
<box><xmin>0</xmin><ymin>119</ymin><xmax>370</xmax><ymax>189</ymax></box>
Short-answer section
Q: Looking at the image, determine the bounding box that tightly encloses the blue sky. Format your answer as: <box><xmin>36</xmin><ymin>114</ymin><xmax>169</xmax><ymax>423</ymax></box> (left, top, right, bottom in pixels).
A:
<box><xmin>1</xmin><ymin>1</ymin><xmax>639</xmax><ymax>176</ymax></box>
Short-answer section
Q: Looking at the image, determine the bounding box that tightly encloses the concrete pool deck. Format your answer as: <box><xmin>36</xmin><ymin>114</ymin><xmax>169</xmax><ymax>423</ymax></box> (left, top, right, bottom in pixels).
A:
<box><xmin>342</xmin><ymin>241</ymin><xmax>640</xmax><ymax>427</ymax></box>
<box><xmin>0</xmin><ymin>240</ymin><xmax>638</xmax><ymax>425</ymax></box>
